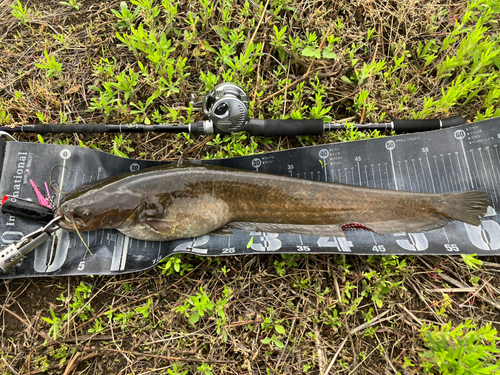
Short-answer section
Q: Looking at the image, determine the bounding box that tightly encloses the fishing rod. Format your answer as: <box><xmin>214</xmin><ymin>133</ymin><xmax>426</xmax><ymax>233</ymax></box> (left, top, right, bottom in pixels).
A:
<box><xmin>0</xmin><ymin>83</ymin><xmax>466</xmax><ymax>136</ymax></box>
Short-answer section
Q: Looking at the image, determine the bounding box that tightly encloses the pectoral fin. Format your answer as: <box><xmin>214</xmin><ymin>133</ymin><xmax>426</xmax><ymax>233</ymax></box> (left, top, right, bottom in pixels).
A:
<box><xmin>144</xmin><ymin>218</ymin><xmax>178</xmax><ymax>236</ymax></box>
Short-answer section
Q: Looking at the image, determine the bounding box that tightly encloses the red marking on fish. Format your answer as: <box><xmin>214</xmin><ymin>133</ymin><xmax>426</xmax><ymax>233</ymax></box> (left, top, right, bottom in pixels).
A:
<box><xmin>340</xmin><ymin>222</ymin><xmax>377</xmax><ymax>234</ymax></box>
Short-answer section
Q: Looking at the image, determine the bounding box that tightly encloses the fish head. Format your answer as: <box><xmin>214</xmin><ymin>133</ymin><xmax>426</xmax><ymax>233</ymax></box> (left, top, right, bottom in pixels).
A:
<box><xmin>56</xmin><ymin>189</ymin><xmax>144</xmax><ymax>232</ymax></box>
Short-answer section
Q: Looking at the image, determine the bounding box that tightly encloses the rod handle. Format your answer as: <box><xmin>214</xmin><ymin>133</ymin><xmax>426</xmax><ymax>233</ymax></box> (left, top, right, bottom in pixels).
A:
<box><xmin>240</xmin><ymin>119</ymin><xmax>324</xmax><ymax>136</ymax></box>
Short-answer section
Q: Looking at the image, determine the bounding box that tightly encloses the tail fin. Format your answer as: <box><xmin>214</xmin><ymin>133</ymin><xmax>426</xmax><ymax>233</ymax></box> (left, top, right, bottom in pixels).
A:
<box><xmin>442</xmin><ymin>190</ymin><xmax>489</xmax><ymax>226</ymax></box>
<box><xmin>364</xmin><ymin>190</ymin><xmax>489</xmax><ymax>234</ymax></box>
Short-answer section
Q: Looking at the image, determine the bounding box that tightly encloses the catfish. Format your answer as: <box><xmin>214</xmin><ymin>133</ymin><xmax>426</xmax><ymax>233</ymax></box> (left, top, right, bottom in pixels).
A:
<box><xmin>56</xmin><ymin>164</ymin><xmax>489</xmax><ymax>241</ymax></box>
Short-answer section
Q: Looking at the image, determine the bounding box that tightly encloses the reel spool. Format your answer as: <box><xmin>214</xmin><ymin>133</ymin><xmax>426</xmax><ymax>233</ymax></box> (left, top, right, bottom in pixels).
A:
<box><xmin>200</xmin><ymin>83</ymin><xmax>249</xmax><ymax>133</ymax></box>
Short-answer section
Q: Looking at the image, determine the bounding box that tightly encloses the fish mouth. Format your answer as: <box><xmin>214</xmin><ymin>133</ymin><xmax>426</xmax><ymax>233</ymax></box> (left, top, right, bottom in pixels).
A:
<box><xmin>56</xmin><ymin>215</ymin><xmax>86</xmax><ymax>231</ymax></box>
<box><xmin>54</xmin><ymin>207</ymin><xmax>86</xmax><ymax>231</ymax></box>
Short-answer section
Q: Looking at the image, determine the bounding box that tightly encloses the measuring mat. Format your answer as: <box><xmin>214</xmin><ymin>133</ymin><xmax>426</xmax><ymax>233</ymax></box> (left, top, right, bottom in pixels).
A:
<box><xmin>1</xmin><ymin>117</ymin><xmax>500</xmax><ymax>278</ymax></box>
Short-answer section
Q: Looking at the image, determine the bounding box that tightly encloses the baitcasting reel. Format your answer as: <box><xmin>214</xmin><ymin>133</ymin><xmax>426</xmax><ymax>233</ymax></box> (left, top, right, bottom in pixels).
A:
<box><xmin>193</xmin><ymin>83</ymin><xmax>250</xmax><ymax>133</ymax></box>
<box><xmin>190</xmin><ymin>82</ymin><xmax>325</xmax><ymax>136</ymax></box>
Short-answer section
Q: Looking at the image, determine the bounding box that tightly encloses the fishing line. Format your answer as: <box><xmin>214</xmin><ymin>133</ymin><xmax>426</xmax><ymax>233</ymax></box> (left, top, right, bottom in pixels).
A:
<box><xmin>49</xmin><ymin>164</ymin><xmax>72</xmax><ymax>195</ymax></box>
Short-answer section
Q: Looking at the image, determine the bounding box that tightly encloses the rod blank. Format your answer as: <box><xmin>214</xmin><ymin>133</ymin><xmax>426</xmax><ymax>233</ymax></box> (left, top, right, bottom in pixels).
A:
<box><xmin>0</xmin><ymin>123</ymin><xmax>189</xmax><ymax>134</ymax></box>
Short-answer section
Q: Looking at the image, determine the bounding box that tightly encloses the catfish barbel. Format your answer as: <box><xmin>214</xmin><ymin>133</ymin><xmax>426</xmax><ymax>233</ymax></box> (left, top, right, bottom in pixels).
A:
<box><xmin>56</xmin><ymin>164</ymin><xmax>489</xmax><ymax>241</ymax></box>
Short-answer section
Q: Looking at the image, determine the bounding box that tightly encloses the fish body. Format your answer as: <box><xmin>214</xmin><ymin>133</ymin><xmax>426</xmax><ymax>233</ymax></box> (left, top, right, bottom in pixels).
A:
<box><xmin>56</xmin><ymin>164</ymin><xmax>489</xmax><ymax>241</ymax></box>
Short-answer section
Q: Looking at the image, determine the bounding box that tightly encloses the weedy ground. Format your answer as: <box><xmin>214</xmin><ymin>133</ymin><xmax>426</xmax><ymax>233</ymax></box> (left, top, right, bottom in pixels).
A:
<box><xmin>1</xmin><ymin>0</ymin><xmax>500</xmax><ymax>374</ymax></box>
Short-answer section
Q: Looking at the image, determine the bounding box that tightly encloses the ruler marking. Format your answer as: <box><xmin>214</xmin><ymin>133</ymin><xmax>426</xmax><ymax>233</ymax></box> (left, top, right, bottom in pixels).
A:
<box><xmin>495</xmin><ymin>146</ymin><xmax>500</xmax><ymax>200</ymax></box>
<box><xmin>412</xmin><ymin>160</ymin><xmax>420</xmax><ymax>191</ymax></box>
<box><xmin>433</xmin><ymin>156</ymin><xmax>443</xmax><ymax>193</ymax></box>
<box><xmin>378</xmin><ymin>164</ymin><xmax>383</xmax><ymax>189</ymax></box>
<box><xmin>120</xmin><ymin>236</ymin><xmax>130</xmax><ymax>271</ymax></box>
<box><xmin>405</xmin><ymin>160</ymin><xmax>413</xmax><ymax>191</ymax></box>
<box><xmin>495</xmin><ymin>145</ymin><xmax>500</xmax><ymax>167</ymax></box>
<box><xmin>441</xmin><ymin>154</ymin><xmax>451</xmax><ymax>192</ymax></box>
<box><xmin>486</xmin><ymin>147</ymin><xmax>499</xmax><ymax>204</ymax></box>
<box><xmin>479</xmin><ymin>148</ymin><xmax>490</xmax><ymax>188</ymax></box>
<box><xmin>455</xmin><ymin>153</ymin><xmax>466</xmax><ymax>191</ymax></box>
<box><xmin>442</xmin><ymin>227</ymin><xmax>450</xmax><ymax>243</ymax></box>
<box><xmin>419</xmin><ymin>159</ymin><xmax>428</xmax><ymax>192</ymax></box>
<box><xmin>385</xmin><ymin>164</ymin><xmax>390</xmax><ymax>189</ymax></box>
<box><xmin>478</xmin><ymin>148</ymin><xmax>488</xmax><ymax>190</ymax></box>
<box><xmin>479</xmin><ymin>148</ymin><xmax>496</xmax><ymax>201</ymax></box>
<box><xmin>57</xmin><ymin>158</ymin><xmax>67</xmax><ymax>206</ymax></box>
<box><xmin>476</xmin><ymin>149</ymin><xmax>487</xmax><ymax>189</ymax></box>
<box><xmin>357</xmin><ymin>161</ymin><xmax>361</xmax><ymax>186</ymax></box>
<box><xmin>460</xmin><ymin>138</ymin><xmax>474</xmax><ymax>189</ymax></box>
<box><xmin>156</xmin><ymin>242</ymin><xmax>162</xmax><ymax>262</ymax></box>
<box><xmin>448</xmin><ymin>154</ymin><xmax>458</xmax><ymax>192</ymax></box>
<box><xmin>398</xmin><ymin>162</ymin><xmax>404</xmax><ymax>190</ymax></box>
<box><xmin>425</xmin><ymin>153</ymin><xmax>436</xmax><ymax>193</ymax></box>
<box><xmin>487</xmin><ymin>147</ymin><xmax>499</xmax><ymax>185</ymax></box>
<box><xmin>470</xmin><ymin>150</ymin><xmax>484</xmax><ymax>189</ymax></box>
<box><xmin>371</xmin><ymin>165</ymin><xmax>376</xmax><ymax>188</ymax></box>
<box><xmin>389</xmin><ymin>150</ymin><xmax>398</xmax><ymax>190</ymax></box>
